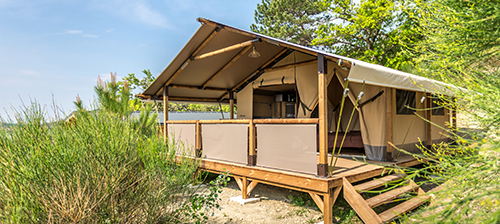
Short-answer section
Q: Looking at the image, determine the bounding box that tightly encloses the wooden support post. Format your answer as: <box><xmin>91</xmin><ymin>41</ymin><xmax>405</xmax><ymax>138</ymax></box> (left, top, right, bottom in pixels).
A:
<box><xmin>318</xmin><ymin>54</ymin><xmax>328</xmax><ymax>177</ymax></box>
<box><xmin>425</xmin><ymin>93</ymin><xmax>432</xmax><ymax>149</ymax></box>
<box><xmin>385</xmin><ymin>87</ymin><xmax>394</xmax><ymax>162</ymax></box>
<box><xmin>451</xmin><ymin>101</ymin><xmax>457</xmax><ymax>135</ymax></box>
<box><xmin>229</xmin><ymin>91</ymin><xmax>234</xmax><ymax>119</ymax></box>
<box><xmin>195</xmin><ymin>121</ymin><xmax>202</xmax><ymax>157</ymax></box>
<box><xmin>308</xmin><ymin>187</ymin><xmax>342</xmax><ymax>224</ymax></box>
<box><xmin>234</xmin><ymin>176</ymin><xmax>258</xmax><ymax>199</ymax></box>
<box><xmin>163</xmin><ymin>85</ymin><xmax>169</xmax><ymax>143</ymax></box>
<box><xmin>248</xmin><ymin>119</ymin><xmax>256</xmax><ymax>166</ymax></box>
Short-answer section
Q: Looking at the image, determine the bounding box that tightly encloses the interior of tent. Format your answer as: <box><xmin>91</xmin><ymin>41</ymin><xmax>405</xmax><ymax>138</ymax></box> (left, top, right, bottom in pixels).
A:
<box><xmin>236</xmin><ymin>52</ymin><xmax>451</xmax><ymax>161</ymax></box>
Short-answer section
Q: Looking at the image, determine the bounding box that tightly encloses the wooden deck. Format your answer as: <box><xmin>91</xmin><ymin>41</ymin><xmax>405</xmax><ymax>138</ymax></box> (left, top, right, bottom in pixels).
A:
<box><xmin>200</xmin><ymin>155</ymin><xmax>423</xmax><ymax>224</ymax></box>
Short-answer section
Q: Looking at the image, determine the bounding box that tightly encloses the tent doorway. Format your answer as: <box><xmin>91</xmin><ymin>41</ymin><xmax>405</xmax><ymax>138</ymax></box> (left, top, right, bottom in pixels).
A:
<box><xmin>311</xmin><ymin>75</ymin><xmax>365</xmax><ymax>158</ymax></box>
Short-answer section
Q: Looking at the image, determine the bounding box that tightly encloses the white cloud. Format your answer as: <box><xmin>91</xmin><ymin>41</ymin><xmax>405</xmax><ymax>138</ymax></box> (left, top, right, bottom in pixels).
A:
<box><xmin>88</xmin><ymin>0</ymin><xmax>171</xmax><ymax>28</ymax></box>
<box><xmin>19</xmin><ymin>70</ymin><xmax>42</xmax><ymax>77</ymax></box>
<box><xmin>66</xmin><ymin>30</ymin><xmax>83</xmax><ymax>34</ymax></box>
<box><xmin>106</xmin><ymin>29</ymin><xmax>114</xmax><ymax>33</ymax></box>
<box><xmin>132</xmin><ymin>3</ymin><xmax>169</xmax><ymax>28</ymax></box>
<box><xmin>83</xmin><ymin>34</ymin><xmax>98</xmax><ymax>38</ymax></box>
<box><xmin>138</xmin><ymin>43</ymin><xmax>147</xmax><ymax>47</ymax></box>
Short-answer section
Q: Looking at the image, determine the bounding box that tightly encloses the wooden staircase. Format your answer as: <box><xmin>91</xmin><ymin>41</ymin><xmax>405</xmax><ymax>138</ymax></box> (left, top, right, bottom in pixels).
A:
<box><xmin>342</xmin><ymin>173</ymin><xmax>430</xmax><ymax>223</ymax></box>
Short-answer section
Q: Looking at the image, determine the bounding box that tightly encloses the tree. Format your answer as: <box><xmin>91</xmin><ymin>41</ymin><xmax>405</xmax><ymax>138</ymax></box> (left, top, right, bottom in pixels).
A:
<box><xmin>312</xmin><ymin>0</ymin><xmax>419</xmax><ymax>69</ymax></box>
<box><xmin>410</xmin><ymin>0</ymin><xmax>500</xmax><ymax>81</ymax></box>
<box><xmin>398</xmin><ymin>0</ymin><xmax>500</xmax><ymax>222</ymax></box>
<box><xmin>250</xmin><ymin>0</ymin><xmax>326</xmax><ymax>46</ymax></box>
<box><xmin>122</xmin><ymin>69</ymin><xmax>156</xmax><ymax>93</ymax></box>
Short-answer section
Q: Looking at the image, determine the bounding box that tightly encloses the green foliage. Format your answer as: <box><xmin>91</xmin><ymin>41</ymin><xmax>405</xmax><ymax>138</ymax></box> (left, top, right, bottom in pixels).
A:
<box><xmin>251</xmin><ymin>0</ymin><xmax>326</xmax><ymax>46</ymax></box>
<box><xmin>313</xmin><ymin>0</ymin><xmax>419</xmax><ymax>69</ymax></box>
<box><xmin>123</xmin><ymin>69</ymin><xmax>156</xmax><ymax>93</ymax></box>
<box><xmin>391</xmin><ymin>0</ymin><xmax>500</xmax><ymax>222</ymax></box>
<box><xmin>0</xmin><ymin>76</ymin><xmax>229</xmax><ymax>223</ymax></box>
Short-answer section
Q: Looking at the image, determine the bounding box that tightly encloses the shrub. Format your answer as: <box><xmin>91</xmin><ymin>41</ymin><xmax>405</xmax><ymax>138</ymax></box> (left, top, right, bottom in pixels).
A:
<box><xmin>0</xmin><ymin>74</ymin><xmax>228</xmax><ymax>223</ymax></box>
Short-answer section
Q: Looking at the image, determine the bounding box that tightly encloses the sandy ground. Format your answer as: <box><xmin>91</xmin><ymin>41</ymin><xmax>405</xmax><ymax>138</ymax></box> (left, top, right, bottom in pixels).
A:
<box><xmin>205</xmin><ymin>179</ymin><xmax>324</xmax><ymax>224</ymax></box>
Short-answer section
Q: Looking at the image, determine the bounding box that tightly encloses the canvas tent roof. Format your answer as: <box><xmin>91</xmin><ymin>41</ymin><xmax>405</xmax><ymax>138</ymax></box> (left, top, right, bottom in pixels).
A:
<box><xmin>139</xmin><ymin>18</ymin><xmax>455</xmax><ymax>101</ymax></box>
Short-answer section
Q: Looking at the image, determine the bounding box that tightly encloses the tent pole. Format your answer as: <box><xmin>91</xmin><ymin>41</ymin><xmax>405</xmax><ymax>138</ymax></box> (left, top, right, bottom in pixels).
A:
<box><xmin>385</xmin><ymin>87</ymin><xmax>394</xmax><ymax>161</ymax></box>
<box><xmin>163</xmin><ymin>85</ymin><xmax>169</xmax><ymax>144</ymax></box>
<box><xmin>317</xmin><ymin>54</ymin><xmax>328</xmax><ymax>177</ymax></box>
<box><xmin>229</xmin><ymin>91</ymin><xmax>234</xmax><ymax>119</ymax></box>
<box><xmin>425</xmin><ymin>92</ymin><xmax>433</xmax><ymax>149</ymax></box>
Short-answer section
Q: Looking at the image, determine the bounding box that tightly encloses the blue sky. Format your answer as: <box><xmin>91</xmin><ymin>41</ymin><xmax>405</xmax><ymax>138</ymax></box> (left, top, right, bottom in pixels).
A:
<box><xmin>0</xmin><ymin>0</ymin><xmax>261</xmax><ymax>120</ymax></box>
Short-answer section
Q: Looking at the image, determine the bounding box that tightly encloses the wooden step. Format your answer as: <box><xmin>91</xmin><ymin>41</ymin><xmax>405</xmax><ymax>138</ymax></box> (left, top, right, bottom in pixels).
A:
<box><xmin>365</xmin><ymin>184</ymin><xmax>419</xmax><ymax>208</ymax></box>
<box><xmin>378</xmin><ymin>194</ymin><xmax>430</xmax><ymax>222</ymax></box>
<box><xmin>353</xmin><ymin>174</ymin><xmax>405</xmax><ymax>193</ymax></box>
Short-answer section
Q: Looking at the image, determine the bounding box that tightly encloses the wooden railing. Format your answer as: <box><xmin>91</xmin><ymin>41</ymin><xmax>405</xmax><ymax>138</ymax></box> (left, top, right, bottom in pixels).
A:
<box><xmin>163</xmin><ymin>118</ymin><xmax>319</xmax><ymax>174</ymax></box>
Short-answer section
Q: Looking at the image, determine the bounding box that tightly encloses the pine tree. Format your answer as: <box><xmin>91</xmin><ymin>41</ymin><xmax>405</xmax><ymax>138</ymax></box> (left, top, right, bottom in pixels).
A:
<box><xmin>251</xmin><ymin>0</ymin><xmax>326</xmax><ymax>46</ymax></box>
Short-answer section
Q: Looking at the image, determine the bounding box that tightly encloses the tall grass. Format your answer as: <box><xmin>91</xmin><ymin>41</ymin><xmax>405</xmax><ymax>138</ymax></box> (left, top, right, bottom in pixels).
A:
<box><xmin>0</xmin><ymin>101</ymin><xmax>223</xmax><ymax>223</ymax></box>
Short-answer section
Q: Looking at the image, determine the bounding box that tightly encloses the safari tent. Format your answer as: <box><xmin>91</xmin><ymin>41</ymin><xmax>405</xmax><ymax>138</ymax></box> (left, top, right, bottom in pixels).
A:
<box><xmin>137</xmin><ymin>18</ymin><xmax>457</xmax><ymax>223</ymax></box>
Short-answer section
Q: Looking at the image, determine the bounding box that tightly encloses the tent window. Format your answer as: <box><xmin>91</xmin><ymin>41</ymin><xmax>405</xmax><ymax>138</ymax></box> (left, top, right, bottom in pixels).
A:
<box><xmin>396</xmin><ymin>90</ymin><xmax>416</xmax><ymax>115</ymax></box>
<box><xmin>432</xmin><ymin>96</ymin><xmax>445</xmax><ymax>116</ymax></box>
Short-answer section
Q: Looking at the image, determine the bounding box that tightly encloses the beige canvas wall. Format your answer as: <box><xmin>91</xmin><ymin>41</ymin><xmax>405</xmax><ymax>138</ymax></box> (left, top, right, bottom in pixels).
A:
<box><xmin>237</xmin><ymin>84</ymin><xmax>253</xmax><ymax>119</ymax></box>
<box><xmin>167</xmin><ymin>124</ymin><xmax>196</xmax><ymax>156</ymax></box>
<box><xmin>253</xmin><ymin>94</ymin><xmax>274</xmax><ymax>118</ymax></box>
<box><xmin>349</xmin><ymin>82</ymin><xmax>387</xmax><ymax>160</ymax></box>
<box><xmin>393</xmin><ymin>92</ymin><xmax>426</xmax><ymax>153</ymax></box>
<box><xmin>201</xmin><ymin>124</ymin><xmax>248</xmax><ymax>164</ymax></box>
<box><xmin>256</xmin><ymin>124</ymin><xmax>317</xmax><ymax>175</ymax></box>
<box><xmin>431</xmin><ymin>110</ymin><xmax>449</xmax><ymax>140</ymax></box>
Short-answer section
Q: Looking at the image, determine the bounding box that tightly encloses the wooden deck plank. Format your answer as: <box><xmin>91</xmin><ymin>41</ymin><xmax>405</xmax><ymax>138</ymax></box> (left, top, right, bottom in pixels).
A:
<box><xmin>353</xmin><ymin>174</ymin><xmax>405</xmax><ymax>192</ymax></box>
<box><xmin>365</xmin><ymin>184</ymin><xmax>418</xmax><ymax>208</ymax></box>
<box><xmin>379</xmin><ymin>195</ymin><xmax>430</xmax><ymax>222</ymax></box>
<box><xmin>343</xmin><ymin>177</ymin><xmax>383</xmax><ymax>224</ymax></box>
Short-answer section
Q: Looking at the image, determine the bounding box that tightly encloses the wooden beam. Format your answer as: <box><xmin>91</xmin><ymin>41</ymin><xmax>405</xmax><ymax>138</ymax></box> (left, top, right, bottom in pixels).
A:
<box><xmin>201</xmin><ymin>45</ymin><xmax>252</xmax><ymax>89</ymax></box>
<box><xmin>218</xmin><ymin>48</ymin><xmax>289</xmax><ymax>101</ymax></box>
<box><xmin>200</xmin><ymin>158</ymin><xmax>331</xmax><ymax>193</ymax></box>
<box><xmin>199</xmin><ymin>119</ymin><xmax>251</xmax><ymax>124</ymax></box>
<box><xmin>386</xmin><ymin>87</ymin><xmax>394</xmax><ymax>161</ymax></box>
<box><xmin>318</xmin><ymin>54</ymin><xmax>328</xmax><ymax>177</ymax></box>
<box><xmin>163</xmin><ymin>28</ymin><xmax>220</xmax><ymax>88</ymax></box>
<box><xmin>309</xmin><ymin>192</ymin><xmax>325</xmax><ymax>213</ymax></box>
<box><xmin>194</xmin><ymin>39</ymin><xmax>257</xmax><ymax>61</ymax></box>
<box><xmin>241</xmin><ymin>177</ymin><xmax>249</xmax><ymax>199</ymax></box>
<box><xmin>248</xmin><ymin>119</ymin><xmax>256</xmax><ymax>166</ymax></box>
<box><xmin>452</xmin><ymin>106</ymin><xmax>457</xmax><ymax>135</ymax></box>
<box><xmin>323</xmin><ymin>189</ymin><xmax>334</xmax><ymax>224</ymax></box>
<box><xmin>246</xmin><ymin>180</ymin><xmax>259</xmax><ymax>196</ymax></box>
<box><xmin>263</xmin><ymin>59</ymin><xmax>317</xmax><ymax>73</ymax></box>
<box><xmin>252</xmin><ymin>118</ymin><xmax>318</xmax><ymax>124</ymax></box>
<box><xmin>425</xmin><ymin>92</ymin><xmax>432</xmax><ymax>148</ymax></box>
<box><xmin>197</xmin><ymin>17</ymin><xmax>351</xmax><ymax>69</ymax></box>
<box><xmin>165</xmin><ymin>120</ymin><xmax>199</xmax><ymax>124</ymax></box>
<box><xmin>163</xmin><ymin>86</ymin><xmax>169</xmax><ymax>143</ymax></box>
<box><xmin>170</xmin><ymin>84</ymin><xmax>227</xmax><ymax>92</ymax></box>
<box><xmin>169</xmin><ymin>97</ymin><xmax>220</xmax><ymax>102</ymax></box>
<box><xmin>343</xmin><ymin>177</ymin><xmax>383</xmax><ymax>224</ymax></box>
<box><xmin>229</xmin><ymin>91</ymin><xmax>234</xmax><ymax>119</ymax></box>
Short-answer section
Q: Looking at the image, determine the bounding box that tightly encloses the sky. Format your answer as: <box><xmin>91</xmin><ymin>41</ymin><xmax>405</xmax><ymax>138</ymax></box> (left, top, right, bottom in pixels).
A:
<box><xmin>0</xmin><ymin>0</ymin><xmax>261</xmax><ymax>120</ymax></box>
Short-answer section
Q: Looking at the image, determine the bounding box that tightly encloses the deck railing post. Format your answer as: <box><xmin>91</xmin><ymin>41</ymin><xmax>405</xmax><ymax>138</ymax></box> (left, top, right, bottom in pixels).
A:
<box><xmin>248</xmin><ymin>119</ymin><xmax>256</xmax><ymax>166</ymax></box>
<box><xmin>163</xmin><ymin>85</ymin><xmax>169</xmax><ymax>143</ymax></box>
<box><xmin>195</xmin><ymin>121</ymin><xmax>202</xmax><ymax>157</ymax></box>
<box><xmin>317</xmin><ymin>54</ymin><xmax>328</xmax><ymax>177</ymax></box>
<box><xmin>229</xmin><ymin>91</ymin><xmax>234</xmax><ymax>119</ymax></box>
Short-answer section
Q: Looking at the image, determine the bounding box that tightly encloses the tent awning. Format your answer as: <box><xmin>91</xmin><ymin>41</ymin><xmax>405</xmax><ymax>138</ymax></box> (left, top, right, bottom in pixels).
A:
<box><xmin>139</xmin><ymin>17</ymin><xmax>458</xmax><ymax>102</ymax></box>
